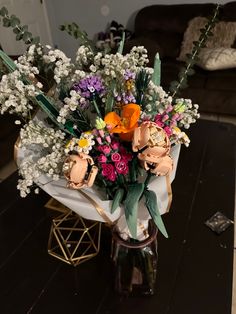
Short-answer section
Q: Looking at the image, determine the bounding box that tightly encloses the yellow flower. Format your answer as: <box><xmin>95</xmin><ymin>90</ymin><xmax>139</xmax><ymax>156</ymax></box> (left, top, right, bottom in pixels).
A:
<box><xmin>78</xmin><ymin>138</ymin><xmax>89</xmax><ymax>148</ymax></box>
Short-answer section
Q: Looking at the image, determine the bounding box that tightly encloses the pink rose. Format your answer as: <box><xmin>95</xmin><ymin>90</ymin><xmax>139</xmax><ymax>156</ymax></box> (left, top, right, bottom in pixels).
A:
<box><xmin>96</xmin><ymin>137</ymin><xmax>102</xmax><ymax>145</ymax></box>
<box><xmin>115</xmin><ymin>161</ymin><xmax>129</xmax><ymax>175</ymax></box>
<box><xmin>106</xmin><ymin>135</ymin><xmax>111</xmax><ymax>143</ymax></box>
<box><xmin>101</xmin><ymin>163</ymin><xmax>117</xmax><ymax>181</ymax></box>
<box><xmin>111</xmin><ymin>152</ymin><xmax>121</xmax><ymax>162</ymax></box>
<box><xmin>100</xmin><ymin>145</ymin><xmax>111</xmax><ymax>155</ymax></box>
<box><xmin>162</xmin><ymin>114</ymin><xmax>169</xmax><ymax>122</ymax></box>
<box><xmin>121</xmin><ymin>151</ymin><xmax>132</xmax><ymax>162</ymax></box>
<box><xmin>98</xmin><ymin>154</ymin><xmax>107</xmax><ymax>163</ymax></box>
<box><xmin>154</xmin><ymin>114</ymin><xmax>162</xmax><ymax>122</ymax></box>
<box><xmin>98</xmin><ymin>130</ymin><xmax>105</xmax><ymax>137</ymax></box>
<box><xmin>155</xmin><ymin>120</ymin><xmax>164</xmax><ymax>128</ymax></box>
<box><xmin>164</xmin><ymin>126</ymin><xmax>172</xmax><ymax>137</ymax></box>
<box><xmin>166</xmin><ymin>104</ymin><xmax>173</xmax><ymax>113</ymax></box>
<box><xmin>111</xmin><ymin>141</ymin><xmax>120</xmax><ymax>150</ymax></box>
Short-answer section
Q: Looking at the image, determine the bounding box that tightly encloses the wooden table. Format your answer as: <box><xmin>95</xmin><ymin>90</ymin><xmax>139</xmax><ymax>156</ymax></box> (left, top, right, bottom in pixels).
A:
<box><xmin>0</xmin><ymin>120</ymin><xmax>235</xmax><ymax>314</ymax></box>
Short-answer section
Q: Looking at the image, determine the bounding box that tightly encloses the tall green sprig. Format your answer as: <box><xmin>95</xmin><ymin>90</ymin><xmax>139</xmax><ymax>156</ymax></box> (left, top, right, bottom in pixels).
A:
<box><xmin>135</xmin><ymin>69</ymin><xmax>151</xmax><ymax>108</ymax></box>
<box><xmin>169</xmin><ymin>4</ymin><xmax>220</xmax><ymax>98</ymax></box>
<box><xmin>0</xmin><ymin>6</ymin><xmax>40</xmax><ymax>45</ymax></box>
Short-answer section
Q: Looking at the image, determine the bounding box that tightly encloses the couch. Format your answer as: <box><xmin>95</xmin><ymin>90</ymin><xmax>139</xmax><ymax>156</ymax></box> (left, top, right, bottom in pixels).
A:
<box><xmin>125</xmin><ymin>2</ymin><xmax>236</xmax><ymax>116</ymax></box>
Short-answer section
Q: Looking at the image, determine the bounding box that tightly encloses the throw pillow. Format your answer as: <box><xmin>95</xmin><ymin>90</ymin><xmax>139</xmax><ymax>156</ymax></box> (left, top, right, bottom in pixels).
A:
<box><xmin>197</xmin><ymin>47</ymin><xmax>236</xmax><ymax>70</ymax></box>
<box><xmin>178</xmin><ymin>17</ymin><xmax>236</xmax><ymax>61</ymax></box>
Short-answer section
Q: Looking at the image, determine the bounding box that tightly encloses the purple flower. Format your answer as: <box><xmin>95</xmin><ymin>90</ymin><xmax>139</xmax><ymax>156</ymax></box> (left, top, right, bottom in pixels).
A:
<box><xmin>115</xmin><ymin>92</ymin><xmax>136</xmax><ymax>104</ymax></box>
<box><xmin>124</xmin><ymin>70</ymin><xmax>135</xmax><ymax>81</ymax></box>
<box><xmin>73</xmin><ymin>75</ymin><xmax>105</xmax><ymax>99</ymax></box>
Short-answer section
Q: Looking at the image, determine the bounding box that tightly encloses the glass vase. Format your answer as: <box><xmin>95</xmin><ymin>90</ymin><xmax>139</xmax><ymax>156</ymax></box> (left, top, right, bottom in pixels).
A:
<box><xmin>111</xmin><ymin>222</ymin><xmax>158</xmax><ymax>296</ymax></box>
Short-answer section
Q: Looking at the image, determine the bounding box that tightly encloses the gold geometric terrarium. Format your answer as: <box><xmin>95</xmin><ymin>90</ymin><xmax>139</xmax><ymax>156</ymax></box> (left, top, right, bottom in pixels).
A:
<box><xmin>47</xmin><ymin>209</ymin><xmax>101</xmax><ymax>267</ymax></box>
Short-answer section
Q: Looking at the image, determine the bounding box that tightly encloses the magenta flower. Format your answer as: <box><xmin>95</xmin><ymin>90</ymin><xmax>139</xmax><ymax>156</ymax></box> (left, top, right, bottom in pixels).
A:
<box><xmin>121</xmin><ymin>152</ymin><xmax>132</xmax><ymax>162</ymax></box>
<box><xmin>101</xmin><ymin>164</ymin><xmax>116</xmax><ymax>181</ymax></box>
<box><xmin>111</xmin><ymin>152</ymin><xmax>121</xmax><ymax>162</ymax></box>
<box><xmin>162</xmin><ymin>114</ymin><xmax>169</xmax><ymax>122</ymax></box>
<box><xmin>110</xmin><ymin>141</ymin><xmax>120</xmax><ymax>150</ymax></box>
<box><xmin>115</xmin><ymin>161</ymin><xmax>129</xmax><ymax>175</ymax></box>
<box><xmin>96</xmin><ymin>137</ymin><xmax>102</xmax><ymax>145</ymax></box>
<box><xmin>98</xmin><ymin>130</ymin><xmax>105</xmax><ymax>138</ymax></box>
<box><xmin>105</xmin><ymin>135</ymin><xmax>111</xmax><ymax>143</ymax></box>
<box><xmin>164</xmin><ymin>126</ymin><xmax>172</xmax><ymax>136</ymax></box>
<box><xmin>166</xmin><ymin>104</ymin><xmax>173</xmax><ymax>113</ymax></box>
<box><xmin>98</xmin><ymin>154</ymin><xmax>107</xmax><ymax>163</ymax></box>
<box><xmin>155</xmin><ymin>120</ymin><xmax>164</xmax><ymax>128</ymax></box>
<box><xmin>99</xmin><ymin>145</ymin><xmax>111</xmax><ymax>155</ymax></box>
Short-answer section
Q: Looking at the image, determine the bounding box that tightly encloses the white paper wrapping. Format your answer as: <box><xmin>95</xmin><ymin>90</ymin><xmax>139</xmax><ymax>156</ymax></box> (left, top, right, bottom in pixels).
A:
<box><xmin>16</xmin><ymin>142</ymin><xmax>180</xmax><ymax>225</ymax></box>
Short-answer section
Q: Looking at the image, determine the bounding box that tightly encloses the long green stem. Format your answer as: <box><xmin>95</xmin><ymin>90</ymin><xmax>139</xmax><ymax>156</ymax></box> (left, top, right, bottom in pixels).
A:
<box><xmin>171</xmin><ymin>4</ymin><xmax>220</xmax><ymax>98</ymax></box>
<box><xmin>144</xmin><ymin>172</ymin><xmax>153</xmax><ymax>187</ymax></box>
<box><xmin>92</xmin><ymin>99</ymin><xmax>102</xmax><ymax>118</ymax></box>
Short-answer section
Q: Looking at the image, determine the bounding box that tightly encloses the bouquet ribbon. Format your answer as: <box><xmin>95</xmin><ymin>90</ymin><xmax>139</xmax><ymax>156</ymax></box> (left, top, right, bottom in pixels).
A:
<box><xmin>165</xmin><ymin>174</ymin><xmax>172</xmax><ymax>213</ymax></box>
<box><xmin>77</xmin><ymin>189</ymin><xmax>114</xmax><ymax>225</ymax></box>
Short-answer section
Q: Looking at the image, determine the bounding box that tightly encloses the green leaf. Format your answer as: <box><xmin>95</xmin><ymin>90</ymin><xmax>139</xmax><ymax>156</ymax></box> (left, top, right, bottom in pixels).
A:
<box><xmin>23</xmin><ymin>31</ymin><xmax>31</xmax><ymax>42</ymax></box>
<box><xmin>3</xmin><ymin>17</ymin><xmax>10</xmax><ymax>27</ymax></box>
<box><xmin>144</xmin><ymin>189</ymin><xmax>168</xmax><ymax>238</ymax></box>
<box><xmin>13</xmin><ymin>27</ymin><xmax>20</xmax><ymax>34</ymax></box>
<box><xmin>111</xmin><ymin>188</ymin><xmax>124</xmax><ymax>213</ymax></box>
<box><xmin>0</xmin><ymin>7</ymin><xmax>8</xmax><ymax>16</ymax></box>
<box><xmin>31</xmin><ymin>36</ymin><xmax>40</xmax><ymax>44</ymax></box>
<box><xmin>16</xmin><ymin>33</ymin><xmax>23</xmax><ymax>41</ymax></box>
<box><xmin>187</xmin><ymin>68</ymin><xmax>195</xmax><ymax>76</ymax></box>
<box><xmin>124</xmin><ymin>183</ymin><xmax>144</xmax><ymax>239</ymax></box>
<box><xmin>117</xmin><ymin>32</ymin><xmax>125</xmax><ymax>54</ymax></box>
<box><xmin>10</xmin><ymin>15</ymin><xmax>20</xmax><ymax>27</ymax></box>
<box><xmin>105</xmin><ymin>80</ymin><xmax>115</xmax><ymax>114</ymax></box>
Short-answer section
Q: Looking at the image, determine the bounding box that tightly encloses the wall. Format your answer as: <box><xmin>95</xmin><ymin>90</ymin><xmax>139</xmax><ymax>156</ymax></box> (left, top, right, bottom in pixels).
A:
<box><xmin>45</xmin><ymin>0</ymin><xmax>230</xmax><ymax>57</ymax></box>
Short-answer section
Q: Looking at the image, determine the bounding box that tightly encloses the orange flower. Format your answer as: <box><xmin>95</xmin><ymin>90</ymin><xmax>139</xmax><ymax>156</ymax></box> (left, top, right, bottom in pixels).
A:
<box><xmin>104</xmin><ymin>103</ymin><xmax>141</xmax><ymax>141</ymax></box>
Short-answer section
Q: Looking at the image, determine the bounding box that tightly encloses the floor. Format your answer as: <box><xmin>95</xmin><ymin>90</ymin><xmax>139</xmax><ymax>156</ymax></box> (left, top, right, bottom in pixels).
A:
<box><xmin>0</xmin><ymin>114</ymin><xmax>235</xmax><ymax>314</ymax></box>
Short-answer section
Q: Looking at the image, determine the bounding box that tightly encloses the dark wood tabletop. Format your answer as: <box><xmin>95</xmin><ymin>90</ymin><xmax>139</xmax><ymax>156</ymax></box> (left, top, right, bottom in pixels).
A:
<box><xmin>0</xmin><ymin>119</ymin><xmax>235</xmax><ymax>314</ymax></box>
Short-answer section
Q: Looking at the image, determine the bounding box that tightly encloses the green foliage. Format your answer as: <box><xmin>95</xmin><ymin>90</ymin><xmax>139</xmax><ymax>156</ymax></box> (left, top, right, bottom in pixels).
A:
<box><xmin>169</xmin><ymin>4</ymin><xmax>220</xmax><ymax>98</ymax></box>
<box><xmin>144</xmin><ymin>189</ymin><xmax>168</xmax><ymax>238</ymax></box>
<box><xmin>0</xmin><ymin>6</ymin><xmax>40</xmax><ymax>46</ymax></box>
<box><xmin>105</xmin><ymin>80</ymin><xmax>116</xmax><ymax>114</ymax></box>
<box><xmin>124</xmin><ymin>183</ymin><xmax>145</xmax><ymax>239</ymax></box>
<box><xmin>117</xmin><ymin>32</ymin><xmax>125</xmax><ymax>54</ymax></box>
<box><xmin>135</xmin><ymin>69</ymin><xmax>151</xmax><ymax>107</ymax></box>
<box><xmin>59</xmin><ymin>22</ymin><xmax>95</xmax><ymax>51</ymax></box>
<box><xmin>111</xmin><ymin>188</ymin><xmax>125</xmax><ymax>213</ymax></box>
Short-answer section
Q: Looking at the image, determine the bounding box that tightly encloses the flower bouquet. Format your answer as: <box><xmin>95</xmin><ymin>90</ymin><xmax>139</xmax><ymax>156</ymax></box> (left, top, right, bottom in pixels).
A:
<box><xmin>0</xmin><ymin>7</ymin><xmax>202</xmax><ymax>295</ymax></box>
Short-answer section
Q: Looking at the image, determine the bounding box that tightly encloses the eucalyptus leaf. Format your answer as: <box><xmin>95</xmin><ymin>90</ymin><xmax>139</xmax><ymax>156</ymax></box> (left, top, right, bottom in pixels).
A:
<box><xmin>23</xmin><ymin>31</ymin><xmax>31</xmax><ymax>42</ymax></box>
<box><xmin>187</xmin><ymin>68</ymin><xmax>195</xmax><ymax>76</ymax></box>
<box><xmin>144</xmin><ymin>189</ymin><xmax>168</xmax><ymax>238</ymax></box>
<box><xmin>169</xmin><ymin>4</ymin><xmax>220</xmax><ymax>98</ymax></box>
<box><xmin>124</xmin><ymin>183</ymin><xmax>144</xmax><ymax>239</ymax></box>
<box><xmin>0</xmin><ymin>7</ymin><xmax>8</xmax><ymax>16</ymax></box>
<box><xmin>31</xmin><ymin>36</ymin><xmax>40</xmax><ymax>44</ymax></box>
<box><xmin>16</xmin><ymin>33</ymin><xmax>23</xmax><ymax>41</ymax></box>
<box><xmin>10</xmin><ymin>15</ymin><xmax>20</xmax><ymax>27</ymax></box>
<box><xmin>3</xmin><ymin>17</ymin><xmax>10</xmax><ymax>27</ymax></box>
<box><xmin>111</xmin><ymin>188</ymin><xmax>124</xmax><ymax>213</ymax></box>
<box><xmin>13</xmin><ymin>27</ymin><xmax>20</xmax><ymax>34</ymax></box>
